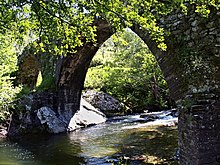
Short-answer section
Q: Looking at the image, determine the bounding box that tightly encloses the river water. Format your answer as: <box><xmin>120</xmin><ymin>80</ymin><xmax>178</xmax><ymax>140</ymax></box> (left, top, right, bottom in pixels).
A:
<box><xmin>0</xmin><ymin>111</ymin><xmax>178</xmax><ymax>165</ymax></box>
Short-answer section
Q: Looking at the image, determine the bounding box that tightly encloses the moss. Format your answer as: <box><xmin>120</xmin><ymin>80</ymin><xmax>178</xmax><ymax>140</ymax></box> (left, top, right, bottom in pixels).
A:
<box><xmin>36</xmin><ymin>75</ymin><xmax>56</xmax><ymax>92</ymax></box>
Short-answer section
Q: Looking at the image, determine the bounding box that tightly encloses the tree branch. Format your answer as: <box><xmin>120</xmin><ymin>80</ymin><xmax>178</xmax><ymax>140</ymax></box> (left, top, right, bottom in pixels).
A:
<box><xmin>93</xmin><ymin>0</ymin><xmax>128</xmax><ymax>22</ymax></box>
<box><xmin>37</xmin><ymin>1</ymin><xmax>71</xmax><ymax>25</ymax></box>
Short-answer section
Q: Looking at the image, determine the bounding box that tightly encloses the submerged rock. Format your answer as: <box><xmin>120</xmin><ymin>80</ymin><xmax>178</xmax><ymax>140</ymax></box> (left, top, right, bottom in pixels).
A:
<box><xmin>82</xmin><ymin>90</ymin><xmax>124</xmax><ymax>115</ymax></box>
<box><xmin>68</xmin><ymin>98</ymin><xmax>106</xmax><ymax>131</ymax></box>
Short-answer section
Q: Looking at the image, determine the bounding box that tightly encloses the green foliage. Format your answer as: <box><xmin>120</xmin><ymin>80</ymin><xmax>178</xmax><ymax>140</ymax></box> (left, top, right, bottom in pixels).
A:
<box><xmin>85</xmin><ymin>30</ymin><xmax>170</xmax><ymax>111</ymax></box>
<box><xmin>1</xmin><ymin>0</ymin><xmax>218</xmax><ymax>55</ymax></box>
<box><xmin>16</xmin><ymin>85</ymin><xmax>32</xmax><ymax>99</ymax></box>
<box><xmin>36</xmin><ymin>75</ymin><xmax>56</xmax><ymax>92</ymax></box>
<box><xmin>0</xmin><ymin>33</ymin><xmax>21</xmax><ymax>122</ymax></box>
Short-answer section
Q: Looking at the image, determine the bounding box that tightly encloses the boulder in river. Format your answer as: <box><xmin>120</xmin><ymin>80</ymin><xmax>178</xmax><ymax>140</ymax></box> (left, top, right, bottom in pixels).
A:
<box><xmin>37</xmin><ymin>107</ymin><xmax>66</xmax><ymax>133</ymax></box>
<box><xmin>68</xmin><ymin>98</ymin><xmax>106</xmax><ymax>131</ymax></box>
<box><xmin>82</xmin><ymin>90</ymin><xmax>124</xmax><ymax>116</ymax></box>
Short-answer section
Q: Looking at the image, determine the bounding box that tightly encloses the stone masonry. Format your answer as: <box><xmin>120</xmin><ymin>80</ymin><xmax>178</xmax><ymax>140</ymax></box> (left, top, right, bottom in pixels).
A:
<box><xmin>132</xmin><ymin>6</ymin><xmax>220</xmax><ymax>165</ymax></box>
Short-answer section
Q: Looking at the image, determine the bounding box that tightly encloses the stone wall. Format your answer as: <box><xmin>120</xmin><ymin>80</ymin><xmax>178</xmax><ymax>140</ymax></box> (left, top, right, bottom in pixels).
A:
<box><xmin>164</xmin><ymin>7</ymin><xmax>220</xmax><ymax>165</ymax></box>
<box><xmin>132</xmin><ymin>5</ymin><xmax>220</xmax><ymax>165</ymax></box>
<box><xmin>178</xmin><ymin>93</ymin><xmax>220</xmax><ymax>164</ymax></box>
<box><xmin>17</xmin><ymin>44</ymin><xmax>58</xmax><ymax>89</ymax></box>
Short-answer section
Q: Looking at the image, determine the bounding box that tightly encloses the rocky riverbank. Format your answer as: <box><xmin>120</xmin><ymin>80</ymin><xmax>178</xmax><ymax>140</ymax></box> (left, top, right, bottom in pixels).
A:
<box><xmin>6</xmin><ymin>89</ymin><xmax>177</xmax><ymax>137</ymax></box>
<box><xmin>7</xmin><ymin>90</ymin><xmax>124</xmax><ymax>137</ymax></box>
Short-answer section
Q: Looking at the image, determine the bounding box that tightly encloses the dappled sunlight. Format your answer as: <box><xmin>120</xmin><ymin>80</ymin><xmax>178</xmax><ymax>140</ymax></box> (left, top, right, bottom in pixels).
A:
<box><xmin>119</xmin><ymin>126</ymin><xmax>178</xmax><ymax>164</ymax></box>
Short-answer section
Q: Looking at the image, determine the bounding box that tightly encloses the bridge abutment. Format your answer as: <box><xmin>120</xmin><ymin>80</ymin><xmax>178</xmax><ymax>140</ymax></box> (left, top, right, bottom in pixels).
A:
<box><xmin>178</xmin><ymin>92</ymin><xmax>220</xmax><ymax>164</ymax></box>
<box><xmin>133</xmin><ymin>6</ymin><xmax>220</xmax><ymax>164</ymax></box>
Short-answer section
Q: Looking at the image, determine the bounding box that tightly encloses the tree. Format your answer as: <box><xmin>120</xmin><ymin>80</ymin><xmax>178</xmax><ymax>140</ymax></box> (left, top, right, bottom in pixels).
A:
<box><xmin>0</xmin><ymin>33</ymin><xmax>21</xmax><ymax>122</ymax></box>
<box><xmin>0</xmin><ymin>0</ymin><xmax>218</xmax><ymax>55</ymax></box>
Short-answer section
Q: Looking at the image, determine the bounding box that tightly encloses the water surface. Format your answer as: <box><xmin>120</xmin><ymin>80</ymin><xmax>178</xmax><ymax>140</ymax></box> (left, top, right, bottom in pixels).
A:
<box><xmin>0</xmin><ymin>112</ymin><xmax>178</xmax><ymax>165</ymax></box>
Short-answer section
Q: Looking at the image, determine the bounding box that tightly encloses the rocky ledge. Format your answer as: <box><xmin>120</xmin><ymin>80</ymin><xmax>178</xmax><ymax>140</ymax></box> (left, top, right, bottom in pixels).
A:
<box><xmin>68</xmin><ymin>98</ymin><xmax>106</xmax><ymax>131</ymax></box>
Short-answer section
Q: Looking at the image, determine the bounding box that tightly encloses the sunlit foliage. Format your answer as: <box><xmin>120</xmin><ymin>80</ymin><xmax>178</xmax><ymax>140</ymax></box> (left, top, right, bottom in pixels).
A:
<box><xmin>0</xmin><ymin>0</ymin><xmax>218</xmax><ymax>55</ymax></box>
<box><xmin>0</xmin><ymin>33</ymin><xmax>21</xmax><ymax>122</ymax></box>
<box><xmin>85</xmin><ymin>30</ymin><xmax>170</xmax><ymax>111</ymax></box>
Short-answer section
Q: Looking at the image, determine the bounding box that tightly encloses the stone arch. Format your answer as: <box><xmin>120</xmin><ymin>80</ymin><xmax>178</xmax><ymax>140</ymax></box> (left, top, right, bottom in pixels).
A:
<box><xmin>17</xmin><ymin>44</ymin><xmax>58</xmax><ymax>91</ymax></box>
<box><xmin>8</xmin><ymin>5</ymin><xmax>219</xmax><ymax>165</ymax></box>
<box><xmin>57</xmin><ymin>7</ymin><xmax>220</xmax><ymax>164</ymax></box>
<box><xmin>56</xmin><ymin>19</ymin><xmax>181</xmax><ymax>122</ymax></box>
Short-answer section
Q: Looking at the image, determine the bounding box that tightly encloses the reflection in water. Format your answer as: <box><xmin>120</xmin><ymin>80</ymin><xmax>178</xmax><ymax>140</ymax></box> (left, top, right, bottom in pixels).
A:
<box><xmin>0</xmin><ymin>113</ymin><xmax>178</xmax><ymax>165</ymax></box>
<box><xmin>0</xmin><ymin>134</ymin><xmax>85</xmax><ymax>165</ymax></box>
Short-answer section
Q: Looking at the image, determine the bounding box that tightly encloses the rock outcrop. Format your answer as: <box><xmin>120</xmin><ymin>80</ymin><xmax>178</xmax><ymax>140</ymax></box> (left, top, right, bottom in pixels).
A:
<box><xmin>37</xmin><ymin>107</ymin><xmax>66</xmax><ymax>133</ymax></box>
<box><xmin>8</xmin><ymin>92</ymin><xmax>106</xmax><ymax>136</ymax></box>
<box><xmin>0</xmin><ymin>127</ymin><xmax>7</xmax><ymax>138</ymax></box>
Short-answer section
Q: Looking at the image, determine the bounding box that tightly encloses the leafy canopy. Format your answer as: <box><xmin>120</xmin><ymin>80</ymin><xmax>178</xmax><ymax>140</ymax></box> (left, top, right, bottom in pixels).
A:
<box><xmin>0</xmin><ymin>0</ymin><xmax>219</xmax><ymax>54</ymax></box>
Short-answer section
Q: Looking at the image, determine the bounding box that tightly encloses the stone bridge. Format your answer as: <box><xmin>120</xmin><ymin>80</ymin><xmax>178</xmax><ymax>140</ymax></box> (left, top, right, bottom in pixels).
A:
<box><xmin>16</xmin><ymin>6</ymin><xmax>219</xmax><ymax>165</ymax></box>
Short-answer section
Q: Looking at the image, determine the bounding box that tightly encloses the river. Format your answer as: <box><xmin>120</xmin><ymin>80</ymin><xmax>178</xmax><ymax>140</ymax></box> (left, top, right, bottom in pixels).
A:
<box><xmin>0</xmin><ymin>111</ymin><xmax>178</xmax><ymax>165</ymax></box>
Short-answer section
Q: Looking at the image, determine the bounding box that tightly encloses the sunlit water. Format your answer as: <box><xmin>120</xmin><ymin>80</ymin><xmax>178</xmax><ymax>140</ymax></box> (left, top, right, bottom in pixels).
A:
<box><xmin>0</xmin><ymin>112</ymin><xmax>178</xmax><ymax>165</ymax></box>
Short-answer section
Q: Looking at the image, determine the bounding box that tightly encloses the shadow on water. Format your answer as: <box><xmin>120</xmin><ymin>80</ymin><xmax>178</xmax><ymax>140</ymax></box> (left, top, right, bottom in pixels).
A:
<box><xmin>1</xmin><ymin>134</ymin><xmax>86</xmax><ymax>165</ymax></box>
<box><xmin>0</xmin><ymin>114</ymin><xmax>178</xmax><ymax>165</ymax></box>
